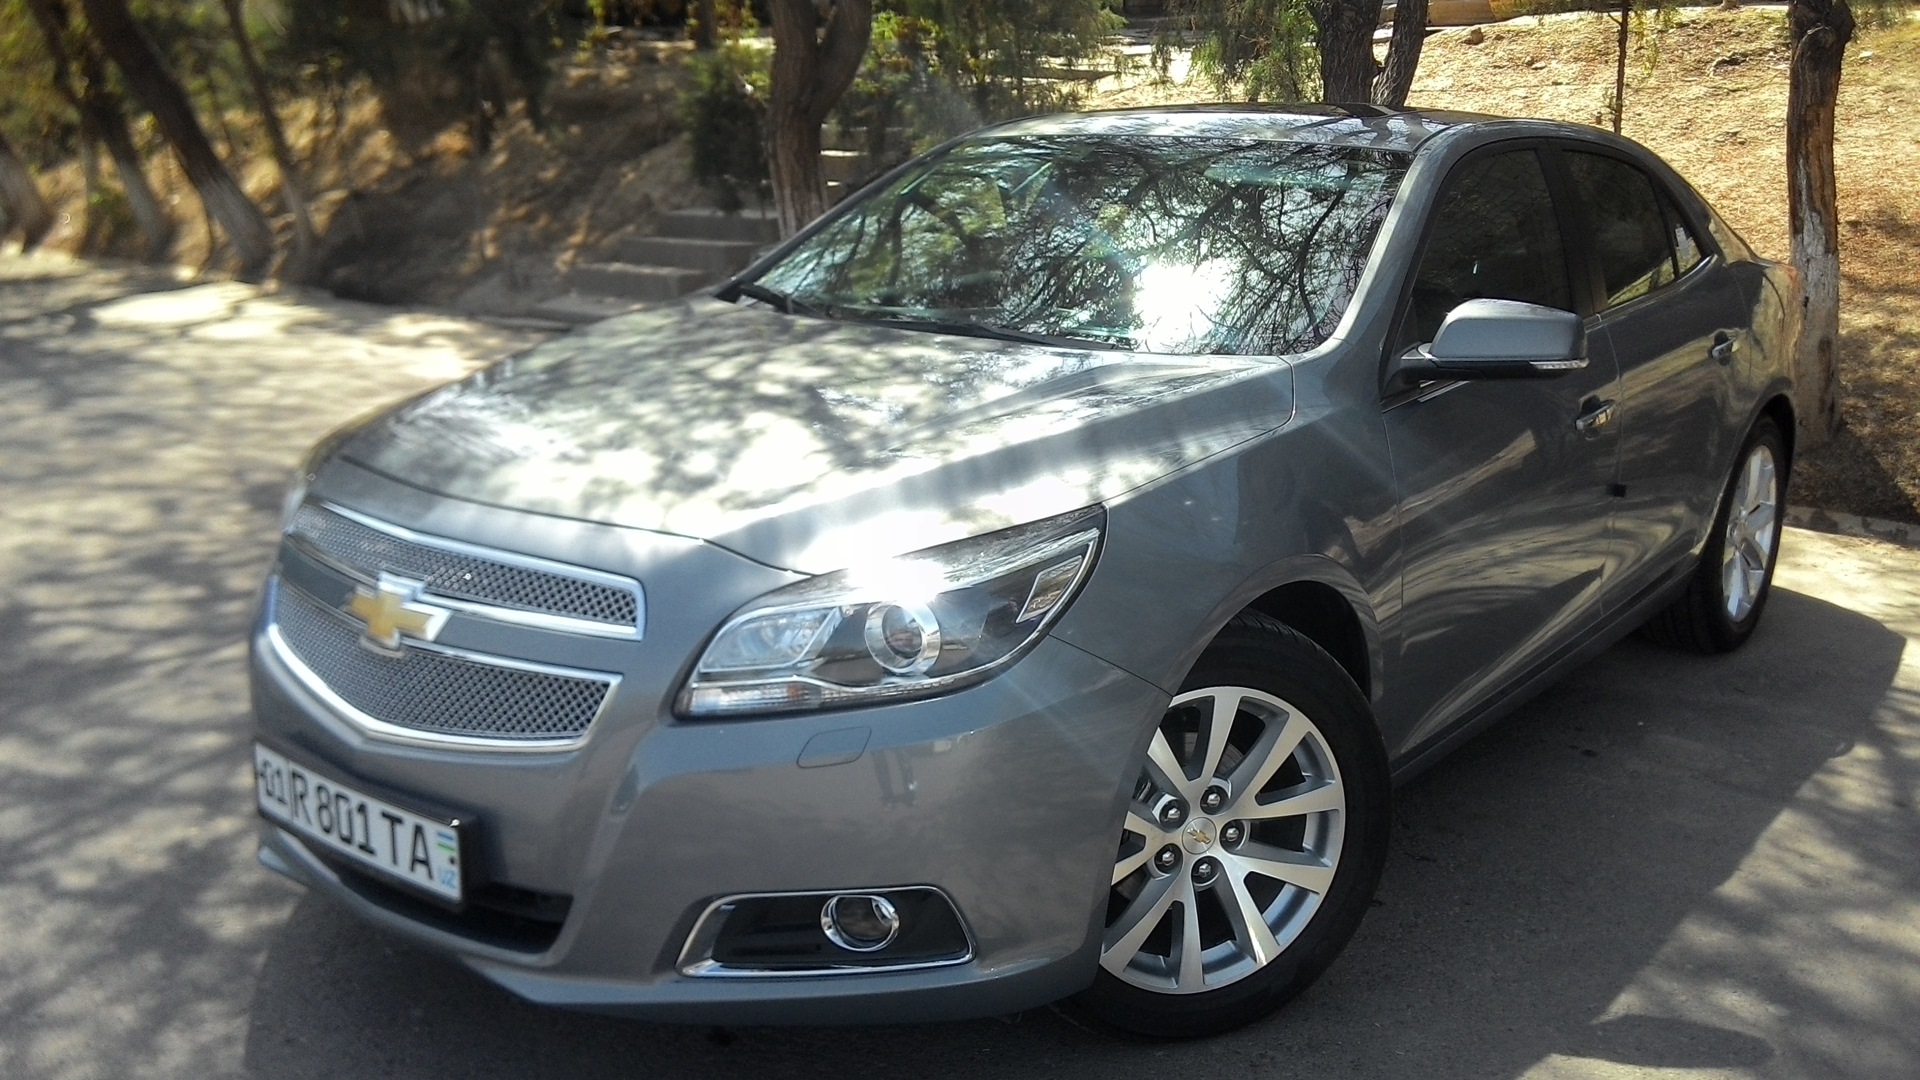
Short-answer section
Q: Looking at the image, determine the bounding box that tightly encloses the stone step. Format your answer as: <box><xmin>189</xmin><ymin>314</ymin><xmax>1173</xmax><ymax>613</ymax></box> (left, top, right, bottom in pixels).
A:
<box><xmin>617</xmin><ymin>235</ymin><xmax>766</xmax><ymax>276</ymax></box>
<box><xmin>526</xmin><ymin>291</ymin><xmax>641</xmax><ymax>325</ymax></box>
<box><xmin>657</xmin><ymin>207</ymin><xmax>782</xmax><ymax>244</ymax></box>
<box><xmin>568</xmin><ymin>261</ymin><xmax>712</xmax><ymax>302</ymax></box>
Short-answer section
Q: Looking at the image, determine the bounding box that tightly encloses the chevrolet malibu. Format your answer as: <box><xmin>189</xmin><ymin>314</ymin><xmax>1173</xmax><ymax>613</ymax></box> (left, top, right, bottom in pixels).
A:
<box><xmin>250</xmin><ymin>106</ymin><xmax>1799</xmax><ymax>1037</ymax></box>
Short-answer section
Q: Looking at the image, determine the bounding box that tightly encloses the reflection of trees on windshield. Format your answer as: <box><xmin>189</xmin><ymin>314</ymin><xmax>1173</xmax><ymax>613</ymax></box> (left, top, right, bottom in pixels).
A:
<box><xmin>757</xmin><ymin>136</ymin><xmax>1410</xmax><ymax>355</ymax></box>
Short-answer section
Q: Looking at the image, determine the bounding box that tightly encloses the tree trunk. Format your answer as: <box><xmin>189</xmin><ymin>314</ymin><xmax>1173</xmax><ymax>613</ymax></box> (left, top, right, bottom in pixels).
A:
<box><xmin>1786</xmin><ymin>0</ymin><xmax>1854</xmax><ymax>448</ymax></box>
<box><xmin>1611</xmin><ymin>0</ymin><xmax>1630</xmax><ymax>134</ymax></box>
<box><xmin>78</xmin><ymin>0</ymin><xmax>275</xmax><ymax>277</ymax></box>
<box><xmin>692</xmin><ymin>0</ymin><xmax>717</xmax><ymax>50</ymax></box>
<box><xmin>1310</xmin><ymin>0</ymin><xmax>1378</xmax><ymax>102</ymax></box>
<box><xmin>25</xmin><ymin>0</ymin><xmax>173</xmax><ymax>258</ymax></box>
<box><xmin>0</xmin><ymin>132</ymin><xmax>57</xmax><ymax>249</ymax></box>
<box><xmin>766</xmin><ymin>0</ymin><xmax>872</xmax><ymax>237</ymax></box>
<box><xmin>1375</xmin><ymin>0</ymin><xmax>1427</xmax><ymax>107</ymax></box>
<box><xmin>221</xmin><ymin>0</ymin><xmax>315</xmax><ymax>270</ymax></box>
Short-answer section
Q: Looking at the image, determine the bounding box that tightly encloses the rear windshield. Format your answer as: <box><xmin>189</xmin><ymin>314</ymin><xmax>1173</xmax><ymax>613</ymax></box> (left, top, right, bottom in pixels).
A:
<box><xmin>753</xmin><ymin>135</ymin><xmax>1411</xmax><ymax>356</ymax></box>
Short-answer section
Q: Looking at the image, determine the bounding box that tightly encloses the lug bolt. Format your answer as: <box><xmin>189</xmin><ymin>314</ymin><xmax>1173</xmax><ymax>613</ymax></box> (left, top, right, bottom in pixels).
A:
<box><xmin>1201</xmin><ymin>787</ymin><xmax>1226</xmax><ymax>813</ymax></box>
<box><xmin>1222</xmin><ymin>822</ymin><xmax>1244</xmax><ymax>845</ymax></box>
<box><xmin>1155</xmin><ymin>845</ymin><xmax>1180</xmax><ymax>871</ymax></box>
<box><xmin>1192</xmin><ymin>857</ymin><xmax>1218</xmax><ymax>884</ymax></box>
<box><xmin>1160</xmin><ymin>800</ymin><xmax>1186</xmax><ymax>826</ymax></box>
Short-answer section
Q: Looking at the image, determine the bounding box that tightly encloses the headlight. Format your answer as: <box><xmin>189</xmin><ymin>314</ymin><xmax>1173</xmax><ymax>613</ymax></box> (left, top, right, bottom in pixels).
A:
<box><xmin>678</xmin><ymin>507</ymin><xmax>1104</xmax><ymax>717</ymax></box>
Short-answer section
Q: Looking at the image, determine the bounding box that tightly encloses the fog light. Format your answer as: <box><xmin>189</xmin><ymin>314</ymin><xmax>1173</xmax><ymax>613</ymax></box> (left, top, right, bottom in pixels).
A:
<box><xmin>821</xmin><ymin>893</ymin><xmax>901</xmax><ymax>952</ymax></box>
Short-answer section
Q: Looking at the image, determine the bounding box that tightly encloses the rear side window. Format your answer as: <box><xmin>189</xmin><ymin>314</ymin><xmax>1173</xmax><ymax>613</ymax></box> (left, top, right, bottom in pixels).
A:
<box><xmin>1661</xmin><ymin>190</ymin><xmax>1704</xmax><ymax>277</ymax></box>
<box><xmin>1564</xmin><ymin>151</ymin><xmax>1678</xmax><ymax>308</ymax></box>
<box><xmin>1400</xmin><ymin>149</ymin><xmax>1572</xmax><ymax>349</ymax></box>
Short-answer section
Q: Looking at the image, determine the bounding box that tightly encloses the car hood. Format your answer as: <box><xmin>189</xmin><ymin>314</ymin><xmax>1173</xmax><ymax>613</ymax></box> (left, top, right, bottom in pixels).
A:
<box><xmin>337</xmin><ymin>298</ymin><xmax>1294</xmax><ymax>574</ymax></box>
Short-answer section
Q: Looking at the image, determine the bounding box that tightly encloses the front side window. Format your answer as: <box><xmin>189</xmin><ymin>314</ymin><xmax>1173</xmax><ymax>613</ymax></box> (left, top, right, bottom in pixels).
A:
<box><xmin>1564</xmin><ymin>151</ymin><xmax>1679</xmax><ymax>308</ymax></box>
<box><xmin>753</xmin><ymin>136</ymin><xmax>1411</xmax><ymax>356</ymax></box>
<box><xmin>1400</xmin><ymin>149</ymin><xmax>1572</xmax><ymax>350</ymax></box>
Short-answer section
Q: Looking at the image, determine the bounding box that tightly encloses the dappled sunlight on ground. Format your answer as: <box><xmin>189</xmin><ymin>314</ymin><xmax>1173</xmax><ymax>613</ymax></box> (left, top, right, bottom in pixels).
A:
<box><xmin>0</xmin><ymin>252</ymin><xmax>547</xmax><ymax>1079</ymax></box>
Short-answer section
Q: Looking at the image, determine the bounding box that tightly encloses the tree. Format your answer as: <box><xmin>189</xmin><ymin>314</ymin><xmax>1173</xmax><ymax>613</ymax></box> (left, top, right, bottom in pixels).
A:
<box><xmin>0</xmin><ymin>130</ymin><xmax>55</xmax><ymax>248</ymax></box>
<box><xmin>1310</xmin><ymin>0</ymin><xmax>1376</xmax><ymax>101</ymax></box>
<box><xmin>220</xmin><ymin>0</ymin><xmax>315</xmax><ymax>266</ymax></box>
<box><xmin>76</xmin><ymin>0</ymin><xmax>274</xmax><ymax>275</ymax></box>
<box><xmin>1374</xmin><ymin>0</ymin><xmax>1427</xmax><ymax>107</ymax></box>
<box><xmin>1179</xmin><ymin>0</ymin><xmax>1395</xmax><ymax>105</ymax></box>
<box><xmin>1180</xmin><ymin>0</ymin><xmax>1322</xmax><ymax>102</ymax></box>
<box><xmin>23</xmin><ymin>0</ymin><xmax>173</xmax><ymax>258</ymax></box>
<box><xmin>766</xmin><ymin>0</ymin><xmax>872</xmax><ymax>237</ymax></box>
<box><xmin>1785</xmin><ymin>0</ymin><xmax>1854</xmax><ymax>447</ymax></box>
<box><xmin>901</xmin><ymin>0</ymin><xmax>1122</xmax><ymax>116</ymax></box>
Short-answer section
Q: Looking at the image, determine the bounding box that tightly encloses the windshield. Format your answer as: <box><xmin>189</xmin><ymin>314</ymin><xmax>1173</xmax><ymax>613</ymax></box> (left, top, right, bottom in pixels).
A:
<box><xmin>750</xmin><ymin>135</ymin><xmax>1411</xmax><ymax>355</ymax></box>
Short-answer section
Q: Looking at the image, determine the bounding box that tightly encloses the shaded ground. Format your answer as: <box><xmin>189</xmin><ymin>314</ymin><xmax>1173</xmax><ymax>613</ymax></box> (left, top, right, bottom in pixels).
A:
<box><xmin>2</xmin><ymin>256</ymin><xmax>1918</xmax><ymax>1079</ymax></box>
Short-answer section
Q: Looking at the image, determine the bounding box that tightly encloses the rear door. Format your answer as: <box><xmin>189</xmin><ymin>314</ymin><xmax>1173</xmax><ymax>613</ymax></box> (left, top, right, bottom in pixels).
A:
<box><xmin>1552</xmin><ymin>146</ymin><xmax>1752</xmax><ymax>603</ymax></box>
<box><xmin>1380</xmin><ymin>145</ymin><xmax>1622</xmax><ymax>752</ymax></box>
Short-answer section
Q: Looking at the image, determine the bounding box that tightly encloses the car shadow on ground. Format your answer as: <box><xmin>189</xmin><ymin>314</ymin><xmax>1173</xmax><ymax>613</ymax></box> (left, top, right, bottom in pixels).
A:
<box><xmin>238</xmin><ymin>586</ymin><xmax>1910</xmax><ymax>1080</ymax></box>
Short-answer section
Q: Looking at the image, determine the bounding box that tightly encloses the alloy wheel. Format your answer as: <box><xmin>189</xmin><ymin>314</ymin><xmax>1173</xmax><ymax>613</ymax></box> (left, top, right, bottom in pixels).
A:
<box><xmin>1720</xmin><ymin>442</ymin><xmax>1779</xmax><ymax>622</ymax></box>
<box><xmin>1101</xmin><ymin>685</ymin><xmax>1346</xmax><ymax>995</ymax></box>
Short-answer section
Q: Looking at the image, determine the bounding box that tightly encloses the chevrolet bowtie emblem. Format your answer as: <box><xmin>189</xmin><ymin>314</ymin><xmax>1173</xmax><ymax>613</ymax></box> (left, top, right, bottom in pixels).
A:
<box><xmin>346</xmin><ymin>575</ymin><xmax>450</xmax><ymax>653</ymax></box>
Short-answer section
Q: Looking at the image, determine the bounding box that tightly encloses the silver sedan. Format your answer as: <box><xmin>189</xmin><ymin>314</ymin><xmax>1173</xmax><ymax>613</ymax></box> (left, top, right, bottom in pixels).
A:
<box><xmin>248</xmin><ymin>106</ymin><xmax>1799</xmax><ymax>1037</ymax></box>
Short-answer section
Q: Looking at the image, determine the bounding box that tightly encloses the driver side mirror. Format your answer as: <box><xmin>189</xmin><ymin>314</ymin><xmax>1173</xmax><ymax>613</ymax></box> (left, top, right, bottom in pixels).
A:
<box><xmin>1395</xmin><ymin>299</ymin><xmax>1587</xmax><ymax>387</ymax></box>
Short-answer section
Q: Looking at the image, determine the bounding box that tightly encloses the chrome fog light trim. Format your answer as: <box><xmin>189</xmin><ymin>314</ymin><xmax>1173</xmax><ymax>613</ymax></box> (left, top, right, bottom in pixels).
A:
<box><xmin>677</xmin><ymin>887</ymin><xmax>974</xmax><ymax>978</ymax></box>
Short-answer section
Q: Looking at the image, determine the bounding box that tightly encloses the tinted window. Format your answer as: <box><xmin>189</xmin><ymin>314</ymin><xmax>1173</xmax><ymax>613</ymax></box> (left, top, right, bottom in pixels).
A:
<box><xmin>1565</xmin><ymin>151</ymin><xmax>1677</xmax><ymax>308</ymax></box>
<box><xmin>1401</xmin><ymin>149</ymin><xmax>1571</xmax><ymax>349</ymax></box>
<box><xmin>757</xmin><ymin>136</ymin><xmax>1410</xmax><ymax>355</ymax></box>
<box><xmin>1662</xmin><ymin>191</ymin><xmax>1704</xmax><ymax>277</ymax></box>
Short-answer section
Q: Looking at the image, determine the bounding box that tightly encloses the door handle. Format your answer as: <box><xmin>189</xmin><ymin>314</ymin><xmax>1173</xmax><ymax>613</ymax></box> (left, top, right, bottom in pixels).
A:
<box><xmin>1575</xmin><ymin>397</ymin><xmax>1616</xmax><ymax>436</ymax></box>
<box><xmin>1709</xmin><ymin>331</ymin><xmax>1738</xmax><ymax>365</ymax></box>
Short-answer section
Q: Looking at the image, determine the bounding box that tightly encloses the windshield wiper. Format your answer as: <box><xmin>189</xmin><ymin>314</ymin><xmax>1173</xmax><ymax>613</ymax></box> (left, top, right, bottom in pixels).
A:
<box><xmin>860</xmin><ymin>316</ymin><xmax>1123</xmax><ymax>351</ymax></box>
<box><xmin>730</xmin><ymin>281</ymin><xmax>830</xmax><ymax>319</ymax></box>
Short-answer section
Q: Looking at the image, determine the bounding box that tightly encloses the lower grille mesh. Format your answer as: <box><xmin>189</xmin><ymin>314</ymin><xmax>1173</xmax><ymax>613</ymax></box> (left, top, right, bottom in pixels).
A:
<box><xmin>274</xmin><ymin>583</ymin><xmax>612</xmax><ymax>741</ymax></box>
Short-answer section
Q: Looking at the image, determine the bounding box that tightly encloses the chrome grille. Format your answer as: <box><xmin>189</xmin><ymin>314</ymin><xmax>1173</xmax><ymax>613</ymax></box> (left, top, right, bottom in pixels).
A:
<box><xmin>287</xmin><ymin>504</ymin><xmax>638</xmax><ymax>627</ymax></box>
<box><xmin>273</xmin><ymin>583</ymin><xmax>612</xmax><ymax>741</ymax></box>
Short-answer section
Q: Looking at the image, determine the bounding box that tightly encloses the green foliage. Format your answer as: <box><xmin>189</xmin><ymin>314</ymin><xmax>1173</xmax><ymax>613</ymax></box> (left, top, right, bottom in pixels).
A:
<box><xmin>828</xmin><ymin>0</ymin><xmax>1122</xmax><ymax>177</ymax></box>
<box><xmin>680</xmin><ymin>42</ymin><xmax>768</xmax><ymax>211</ymax></box>
<box><xmin>1168</xmin><ymin>0</ymin><xmax>1319</xmax><ymax>103</ymax></box>
<box><xmin>832</xmin><ymin>12</ymin><xmax>969</xmax><ymax>165</ymax></box>
<box><xmin>890</xmin><ymin>0</ymin><xmax>1122</xmax><ymax>114</ymax></box>
<box><xmin>281</xmin><ymin>0</ymin><xmax>560</xmax><ymax>149</ymax></box>
<box><xmin>0</xmin><ymin>0</ymin><xmax>84</xmax><ymax>164</ymax></box>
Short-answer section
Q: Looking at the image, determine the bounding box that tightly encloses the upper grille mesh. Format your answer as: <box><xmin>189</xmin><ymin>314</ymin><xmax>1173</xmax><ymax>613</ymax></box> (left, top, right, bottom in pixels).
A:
<box><xmin>288</xmin><ymin>504</ymin><xmax>637</xmax><ymax>627</ymax></box>
<box><xmin>274</xmin><ymin>583</ymin><xmax>612</xmax><ymax>740</ymax></box>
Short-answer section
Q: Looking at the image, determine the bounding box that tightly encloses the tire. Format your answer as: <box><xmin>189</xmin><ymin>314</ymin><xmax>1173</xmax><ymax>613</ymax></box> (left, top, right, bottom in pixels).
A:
<box><xmin>1070</xmin><ymin>612</ymin><xmax>1391</xmax><ymax>1039</ymax></box>
<box><xmin>1641</xmin><ymin>418</ymin><xmax>1788</xmax><ymax>654</ymax></box>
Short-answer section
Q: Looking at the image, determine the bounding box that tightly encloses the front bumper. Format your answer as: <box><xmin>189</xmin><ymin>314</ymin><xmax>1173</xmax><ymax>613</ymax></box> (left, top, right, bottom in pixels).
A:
<box><xmin>253</xmin><ymin>614</ymin><xmax>1167</xmax><ymax>1023</ymax></box>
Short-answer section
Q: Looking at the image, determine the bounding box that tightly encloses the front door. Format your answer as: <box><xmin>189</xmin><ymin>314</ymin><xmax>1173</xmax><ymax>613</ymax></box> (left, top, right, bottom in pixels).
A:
<box><xmin>1380</xmin><ymin>146</ymin><xmax>1622</xmax><ymax>754</ymax></box>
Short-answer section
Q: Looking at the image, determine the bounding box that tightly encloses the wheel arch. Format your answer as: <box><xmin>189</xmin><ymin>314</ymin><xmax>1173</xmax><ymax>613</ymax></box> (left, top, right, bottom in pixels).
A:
<box><xmin>1759</xmin><ymin>391</ymin><xmax>1797</xmax><ymax>473</ymax></box>
<box><xmin>1228</xmin><ymin>557</ymin><xmax>1382</xmax><ymax>703</ymax></box>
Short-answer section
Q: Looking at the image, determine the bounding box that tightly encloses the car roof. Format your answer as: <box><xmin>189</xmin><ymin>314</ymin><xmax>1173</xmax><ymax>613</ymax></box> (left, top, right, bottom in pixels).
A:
<box><xmin>982</xmin><ymin>104</ymin><xmax>1554</xmax><ymax>155</ymax></box>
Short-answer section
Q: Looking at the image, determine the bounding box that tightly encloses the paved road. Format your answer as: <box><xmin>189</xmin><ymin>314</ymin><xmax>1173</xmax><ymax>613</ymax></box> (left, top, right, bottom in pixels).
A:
<box><xmin>3</xmin><ymin>255</ymin><xmax>1917</xmax><ymax>1080</ymax></box>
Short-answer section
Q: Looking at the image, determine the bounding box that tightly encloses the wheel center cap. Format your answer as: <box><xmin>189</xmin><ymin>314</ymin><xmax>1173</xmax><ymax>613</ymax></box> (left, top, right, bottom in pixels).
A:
<box><xmin>1181</xmin><ymin>817</ymin><xmax>1218</xmax><ymax>854</ymax></box>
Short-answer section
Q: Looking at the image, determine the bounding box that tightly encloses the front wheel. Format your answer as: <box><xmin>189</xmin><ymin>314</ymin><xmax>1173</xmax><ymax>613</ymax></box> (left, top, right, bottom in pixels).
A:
<box><xmin>1071</xmin><ymin>613</ymin><xmax>1390</xmax><ymax>1038</ymax></box>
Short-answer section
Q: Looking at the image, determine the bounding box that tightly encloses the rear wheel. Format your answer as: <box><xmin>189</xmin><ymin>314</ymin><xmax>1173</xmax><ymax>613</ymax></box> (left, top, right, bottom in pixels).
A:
<box><xmin>1643</xmin><ymin>418</ymin><xmax>1787</xmax><ymax>653</ymax></box>
<box><xmin>1072</xmin><ymin>613</ymin><xmax>1390</xmax><ymax>1038</ymax></box>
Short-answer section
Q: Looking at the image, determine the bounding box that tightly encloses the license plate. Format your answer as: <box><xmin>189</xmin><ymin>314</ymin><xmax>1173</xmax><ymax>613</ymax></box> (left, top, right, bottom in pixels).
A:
<box><xmin>253</xmin><ymin>743</ymin><xmax>463</xmax><ymax>903</ymax></box>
